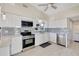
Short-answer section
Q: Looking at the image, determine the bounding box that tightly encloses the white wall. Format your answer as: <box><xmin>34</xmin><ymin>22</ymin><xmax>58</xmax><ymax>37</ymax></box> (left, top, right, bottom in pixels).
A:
<box><xmin>72</xmin><ymin>21</ymin><xmax>79</xmax><ymax>41</ymax></box>
<box><xmin>73</xmin><ymin>22</ymin><xmax>79</xmax><ymax>33</ymax></box>
<box><xmin>49</xmin><ymin>5</ymin><xmax>79</xmax><ymax>21</ymax></box>
<box><xmin>48</xmin><ymin>18</ymin><xmax>68</xmax><ymax>28</ymax></box>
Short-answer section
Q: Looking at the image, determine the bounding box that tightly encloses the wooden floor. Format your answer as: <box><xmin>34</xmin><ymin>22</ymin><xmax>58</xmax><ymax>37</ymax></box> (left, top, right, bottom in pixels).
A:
<box><xmin>16</xmin><ymin>42</ymin><xmax>79</xmax><ymax>56</ymax></box>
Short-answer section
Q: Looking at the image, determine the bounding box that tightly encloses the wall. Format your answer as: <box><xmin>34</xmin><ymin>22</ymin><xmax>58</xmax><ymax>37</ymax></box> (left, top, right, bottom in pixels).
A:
<box><xmin>73</xmin><ymin>21</ymin><xmax>79</xmax><ymax>33</ymax></box>
<box><xmin>48</xmin><ymin>18</ymin><xmax>68</xmax><ymax>28</ymax></box>
<box><xmin>50</xmin><ymin>5</ymin><xmax>79</xmax><ymax>20</ymax></box>
<box><xmin>72</xmin><ymin>21</ymin><xmax>79</xmax><ymax>41</ymax></box>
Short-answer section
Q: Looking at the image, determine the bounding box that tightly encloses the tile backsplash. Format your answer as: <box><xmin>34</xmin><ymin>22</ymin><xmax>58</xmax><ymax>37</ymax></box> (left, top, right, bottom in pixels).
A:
<box><xmin>1</xmin><ymin>27</ymin><xmax>21</xmax><ymax>36</ymax></box>
<box><xmin>45</xmin><ymin>28</ymin><xmax>69</xmax><ymax>34</ymax></box>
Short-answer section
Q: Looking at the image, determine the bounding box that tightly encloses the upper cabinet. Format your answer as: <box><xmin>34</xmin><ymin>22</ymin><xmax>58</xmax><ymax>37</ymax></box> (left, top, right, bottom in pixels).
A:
<box><xmin>0</xmin><ymin>12</ymin><xmax>46</xmax><ymax>28</ymax></box>
<box><xmin>0</xmin><ymin>14</ymin><xmax>2</xmax><ymax>26</ymax></box>
<box><xmin>1</xmin><ymin>13</ymin><xmax>21</xmax><ymax>27</ymax></box>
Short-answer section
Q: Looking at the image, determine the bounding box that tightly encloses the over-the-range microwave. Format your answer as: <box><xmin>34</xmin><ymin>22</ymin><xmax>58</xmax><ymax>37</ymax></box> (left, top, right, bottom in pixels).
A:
<box><xmin>21</xmin><ymin>21</ymin><xmax>33</xmax><ymax>27</ymax></box>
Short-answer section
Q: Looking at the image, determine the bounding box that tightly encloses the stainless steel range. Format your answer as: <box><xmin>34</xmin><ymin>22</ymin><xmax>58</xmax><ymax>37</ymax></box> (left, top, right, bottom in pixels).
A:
<box><xmin>21</xmin><ymin>30</ymin><xmax>35</xmax><ymax>48</ymax></box>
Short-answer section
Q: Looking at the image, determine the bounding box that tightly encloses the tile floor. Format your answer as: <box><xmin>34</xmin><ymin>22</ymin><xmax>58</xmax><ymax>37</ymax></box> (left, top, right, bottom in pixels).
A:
<box><xmin>16</xmin><ymin>42</ymin><xmax>79</xmax><ymax>56</ymax></box>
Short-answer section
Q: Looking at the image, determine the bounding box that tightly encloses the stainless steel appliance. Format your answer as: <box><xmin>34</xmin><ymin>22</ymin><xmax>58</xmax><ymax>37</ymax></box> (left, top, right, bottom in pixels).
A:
<box><xmin>57</xmin><ymin>33</ymin><xmax>66</xmax><ymax>47</ymax></box>
<box><xmin>21</xmin><ymin>20</ymin><xmax>35</xmax><ymax>49</ymax></box>
<box><xmin>21</xmin><ymin>30</ymin><xmax>35</xmax><ymax>48</ymax></box>
<box><xmin>21</xmin><ymin>21</ymin><xmax>33</xmax><ymax>27</ymax></box>
<box><xmin>22</xmin><ymin>35</ymin><xmax>35</xmax><ymax>48</ymax></box>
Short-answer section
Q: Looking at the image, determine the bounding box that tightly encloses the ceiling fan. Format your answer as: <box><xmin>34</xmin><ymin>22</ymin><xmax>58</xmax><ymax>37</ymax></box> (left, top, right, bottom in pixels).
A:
<box><xmin>38</xmin><ymin>3</ymin><xmax>57</xmax><ymax>11</ymax></box>
<box><xmin>22</xmin><ymin>4</ymin><xmax>28</xmax><ymax>8</ymax></box>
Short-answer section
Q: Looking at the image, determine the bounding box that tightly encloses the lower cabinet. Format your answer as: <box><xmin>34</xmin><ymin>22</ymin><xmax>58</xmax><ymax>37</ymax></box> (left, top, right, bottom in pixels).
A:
<box><xmin>0</xmin><ymin>36</ymin><xmax>10</xmax><ymax>56</ymax></box>
<box><xmin>0</xmin><ymin>46</ymin><xmax>10</xmax><ymax>56</ymax></box>
<box><xmin>35</xmin><ymin>33</ymin><xmax>42</xmax><ymax>46</ymax></box>
<box><xmin>35</xmin><ymin>33</ymin><xmax>49</xmax><ymax>46</ymax></box>
<box><xmin>43</xmin><ymin>33</ymin><xmax>49</xmax><ymax>43</ymax></box>
<box><xmin>0</xmin><ymin>13</ymin><xmax>21</xmax><ymax>27</ymax></box>
<box><xmin>49</xmin><ymin>33</ymin><xmax>57</xmax><ymax>43</ymax></box>
<box><xmin>10</xmin><ymin>36</ymin><xmax>22</xmax><ymax>55</ymax></box>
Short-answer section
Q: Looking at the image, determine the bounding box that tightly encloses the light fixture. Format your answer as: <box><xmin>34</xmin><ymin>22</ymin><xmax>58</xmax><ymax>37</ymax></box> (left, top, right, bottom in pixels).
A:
<box><xmin>38</xmin><ymin>20</ymin><xmax>42</xmax><ymax>23</ymax></box>
<box><xmin>2</xmin><ymin>12</ymin><xmax>6</xmax><ymax>20</ymax></box>
<box><xmin>40</xmin><ymin>23</ymin><xmax>44</xmax><ymax>27</ymax></box>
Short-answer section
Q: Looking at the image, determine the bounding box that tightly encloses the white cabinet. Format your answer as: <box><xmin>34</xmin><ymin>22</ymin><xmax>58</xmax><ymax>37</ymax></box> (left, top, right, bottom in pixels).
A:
<box><xmin>35</xmin><ymin>33</ymin><xmax>43</xmax><ymax>46</ymax></box>
<box><xmin>0</xmin><ymin>14</ymin><xmax>2</xmax><ymax>26</ymax></box>
<box><xmin>0</xmin><ymin>37</ymin><xmax>10</xmax><ymax>56</ymax></box>
<box><xmin>1</xmin><ymin>13</ymin><xmax>21</xmax><ymax>27</ymax></box>
<box><xmin>0</xmin><ymin>46</ymin><xmax>10</xmax><ymax>56</ymax></box>
<box><xmin>11</xmin><ymin>36</ymin><xmax>22</xmax><ymax>55</ymax></box>
<box><xmin>35</xmin><ymin>33</ymin><xmax>49</xmax><ymax>46</ymax></box>
<box><xmin>49</xmin><ymin>33</ymin><xmax>57</xmax><ymax>43</ymax></box>
<box><xmin>43</xmin><ymin>33</ymin><xmax>49</xmax><ymax>43</ymax></box>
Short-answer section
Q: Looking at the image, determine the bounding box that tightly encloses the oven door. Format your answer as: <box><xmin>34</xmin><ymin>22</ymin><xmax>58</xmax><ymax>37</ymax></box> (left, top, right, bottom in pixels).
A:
<box><xmin>23</xmin><ymin>38</ymin><xmax>35</xmax><ymax>48</ymax></box>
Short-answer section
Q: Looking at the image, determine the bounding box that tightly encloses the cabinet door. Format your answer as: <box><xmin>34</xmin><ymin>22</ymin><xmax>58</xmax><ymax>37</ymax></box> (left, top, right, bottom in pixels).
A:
<box><xmin>0</xmin><ymin>46</ymin><xmax>10</xmax><ymax>56</ymax></box>
<box><xmin>1</xmin><ymin>14</ymin><xmax>9</xmax><ymax>27</ymax></box>
<box><xmin>1</xmin><ymin>13</ymin><xmax>21</xmax><ymax>27</ymax></box>
<box><xmin>43</xmin><ymin>33</ymin><xmax>49</xmax><ymax>43</ymax></box>
<box><xmin>11</xmin><ymin>36</ymin><xmax>22</xmax><ymax>55</ymax></box>
<box><xmin>0</xmin><ymin>14</ymin><xmax>2</xmax><ymax>27</ymax></box>
<box><xmin>35</xmin><ymin>33</ymin><xmax>40</xmax><ymax>46</ymax></box>
<box><xmin>35</xmin><ymin>33</ymin><xmax>43</xmax><ymax>46</ymax></box>
<box><xmin>49</xmin><ymin>33</ymin><xmax>57</xmax><ymax>43</ymax></box>
<box><xmin>10</xmin><ymin>15</ymin><xmax>21</xmax><ymax>27</ymax></box>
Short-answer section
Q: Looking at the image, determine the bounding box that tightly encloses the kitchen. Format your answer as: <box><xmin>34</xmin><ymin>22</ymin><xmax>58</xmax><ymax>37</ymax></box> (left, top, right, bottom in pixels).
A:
<box><xmin>0</xmin><ymin>3</ymin><xmax>50</xmax><ymax>56</ymax></box>
<box><xmin>0</xmin><ymin>3</ymin><xmax>79</xmax><ymax>56</ymax></box>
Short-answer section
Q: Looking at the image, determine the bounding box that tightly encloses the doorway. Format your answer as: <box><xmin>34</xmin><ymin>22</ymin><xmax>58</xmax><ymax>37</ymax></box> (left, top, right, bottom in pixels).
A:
<box><xmin>69</xmin><ymin>16</ymin><xmax>79</xmax><ymax>47</ymax></box>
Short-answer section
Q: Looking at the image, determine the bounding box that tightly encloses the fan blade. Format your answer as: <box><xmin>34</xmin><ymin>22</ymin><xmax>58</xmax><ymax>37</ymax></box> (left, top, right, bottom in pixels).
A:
<box><xmin>51</xmin><ymin>5</ymin><xmax>57</xmax><ymax>9</ymax></box>
<box><xmin>38</xmin><ymin>4</ymin><xmax>48</xmax><ymax>6</ymax></box>
<box><xmin>22</xmin><ymin>4</ymin><xmax>28</xmax><ymax>8</ymax></box>
<box><xmin>44</xmin><ymin>6</ymin><xmax>48</xmax><ymax>11</ymax></box>
<box><xmin>50</xmin><ymin>3</ymin><xmax>54</xmax><ymax>5</ymax></box>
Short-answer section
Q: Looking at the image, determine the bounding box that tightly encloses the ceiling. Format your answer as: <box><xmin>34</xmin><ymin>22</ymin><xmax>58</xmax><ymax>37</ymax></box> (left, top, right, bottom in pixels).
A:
<box><xmin>1</xmin><ymin>3</ymin><xmax>79</xmax><ymax>20</ymax></box>
<box><xmin>1</xmin><ymin>3</ymin><xmax>79</xmax><ymax>18</ymax></box>
<box><xmin>31</xmin><ymin>3</ymin><xmax>79</xmax><ymax>17</ymax></box>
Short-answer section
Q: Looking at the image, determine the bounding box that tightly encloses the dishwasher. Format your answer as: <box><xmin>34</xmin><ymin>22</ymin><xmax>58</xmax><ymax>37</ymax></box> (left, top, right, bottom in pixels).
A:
<box><xmin>57</xmin><ymin>33</ymin><xmax>66</xmax><ymax>47</ymax></box>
